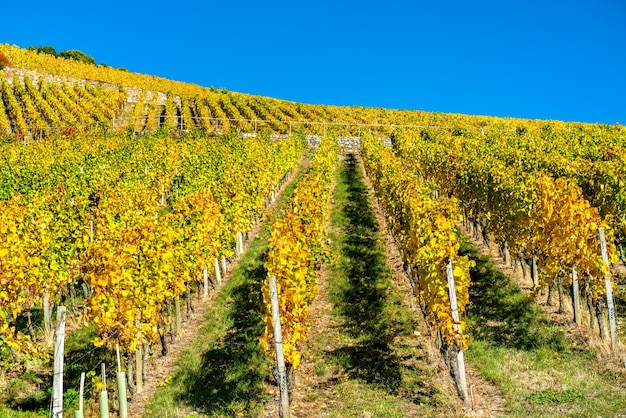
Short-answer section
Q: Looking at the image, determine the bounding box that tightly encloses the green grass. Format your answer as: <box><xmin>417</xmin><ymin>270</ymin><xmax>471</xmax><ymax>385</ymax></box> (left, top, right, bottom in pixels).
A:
<box><xmin>296</xmin><ymin>153</ymin><xmax>460</xmax><ymax>417</ymax></box>
<box><xmin>328</xmin><ymin>154</ymin><xmax>414</xmax><ymax>392</ymax></box>
<box><xmin>462</xmin><ymin>240</ymin><xmax>626</xmax><ymax>417</ymax></box>
<box><xmin>144</xmin><ymin>164</ymin><xmax>304</xmax><ymax>418</ymax></box>
<box><xmin>0</xmin><ymin>408</ymin><xmax>44</xmax><ymax>418</ymax></box>
<box><xmin>144</xmin><ymin>246</ymin><xmax>272</xmax><ymax>417</ymax></box>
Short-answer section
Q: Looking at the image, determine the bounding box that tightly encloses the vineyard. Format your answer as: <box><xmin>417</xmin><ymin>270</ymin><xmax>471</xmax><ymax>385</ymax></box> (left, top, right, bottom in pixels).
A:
<box><xmin>1</xmin><ymin>44</ymin><xmax>626</xmax><ymax>417</ymax></box>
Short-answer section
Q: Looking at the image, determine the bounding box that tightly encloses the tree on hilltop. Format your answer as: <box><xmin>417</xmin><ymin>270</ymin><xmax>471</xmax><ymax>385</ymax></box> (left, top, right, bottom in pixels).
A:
<box><xmin>28</xmin><ymin>45</ymin><xmax>58</xmax><ymax>56</ymax></box>
<box><xmin>28</xmin><ymin>45</ymin><xmax>97</xmax><ymax>66</ymax></box>
<box><xmin>58</xmin><ymin>50</ymin><xmax>96</xmax><ymax>65</ymax></box>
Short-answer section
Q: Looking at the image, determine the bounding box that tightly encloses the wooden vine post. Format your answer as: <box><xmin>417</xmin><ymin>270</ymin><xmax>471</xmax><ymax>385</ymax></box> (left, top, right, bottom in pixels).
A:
<box><xmin>214</xmin><ymin>258</ymin><xmax>222</xmax><ymax>284</ymax></box>
<box><xmin>52</xmin><ymin>306</ymin><xmax>67</xmax><ymax>418</ymax></box>
<box><xmin>237</xmin><ymin>231</ymin><xmax>244</xmax><ymax>256</ymax></box>
<box><xmin>446</xmin><ymin>260</ymin><xmax>468</xmax><ymax>401</ymax></box>
<box><xmin>598</xmin><ymin>228</ymin><xmax>617</xmax><ymax>349</ymax></box>
<box><xmin>269</xmin><ymin>275</ymin><xmax>290</xmax><ymax>418</ymax></box>
<box><xmin>203</xmin><ymin>267</ymin><xmax>209</xmax><ymax>299</ymax></box>
<box><xmin>571</xmin><ymin>266</ymin><xmax>581</xmax><ymax>325</ymax></box>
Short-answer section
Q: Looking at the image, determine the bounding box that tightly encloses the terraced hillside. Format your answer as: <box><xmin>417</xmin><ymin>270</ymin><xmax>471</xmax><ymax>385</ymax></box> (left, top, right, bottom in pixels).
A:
<box><xmin>1</xmin><ymin>43</ymin><xmax>626</xmax><ymax>418</ymax></box>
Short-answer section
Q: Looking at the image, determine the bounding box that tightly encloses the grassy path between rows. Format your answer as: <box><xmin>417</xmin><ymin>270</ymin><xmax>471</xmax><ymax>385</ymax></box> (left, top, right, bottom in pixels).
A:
<box><xmin>142</xmin><ymin>166</ymin><xmax>305</xmax><ymax>418</ymax></box>
<box><xmin>462</xmin><ymin>242</ymin><xmax>626</xmax><ymax>417</ymax></box>
<box><xmin>288</xmin><ymin>154</ymin><xmax>462</xmax><ymax>417</ymax></box>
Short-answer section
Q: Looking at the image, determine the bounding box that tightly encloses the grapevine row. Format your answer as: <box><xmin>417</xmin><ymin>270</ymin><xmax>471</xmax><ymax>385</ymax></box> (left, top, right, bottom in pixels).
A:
<box><xmin>391</xmin><ymin>129</ymin><xmax>618</xmax><ymax>331</ymax></box>
<box><xmin>261</xmin><ymin>135</ymin><xmax>339</xmax><ymax>369</ymax></box>
<box><xmin>360</xmin><ymin>132</ymin><xmax>473</xmax><ymax>351</ymax></box>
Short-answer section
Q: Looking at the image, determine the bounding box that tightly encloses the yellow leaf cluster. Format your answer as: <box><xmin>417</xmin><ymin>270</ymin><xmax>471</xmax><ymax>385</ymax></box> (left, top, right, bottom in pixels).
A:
<box><xmin>260</xmin><ymin>135</ymin><xmax>338</xmax><ymax>367</ymax></box>
<box><xmin>362</xmin><ymin>132</ymin><xmax>471</xmax><ymax>350</ymax></box>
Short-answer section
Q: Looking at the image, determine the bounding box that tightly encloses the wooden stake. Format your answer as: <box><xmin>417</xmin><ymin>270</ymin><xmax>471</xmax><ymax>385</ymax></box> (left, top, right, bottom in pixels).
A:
<box><xmin>215</xmin><ymin>258</ymin><xmax>222</xmax><ymax>285</ymax></box>
<box><xmin>446</xmin><ymin>260</ymin><xmax>468</xmax><ymax>401</ymax></box>
<box><xmin>237</xmin><ymin>231</ymin><xmax>244</xmax><ymax>256</ymax></box>
<box><xmin>269</xmin><ymin>275</ymin><xmax>290</xmax><ymax>418</ymax></box>
<box><xmin>203</xmin><ymin>267</ymin><xmax>209</xmax><ymax>299</ymax></box>
<box><xmin>52</xmin><ymin>306</ymin><xmax>67</xmax><ymax>418</ymax></box>
<box><xmin>79</xmin><ymin>372</ymin><xmax>85</xmax><ymax>411</ymax></box>
<box><xmin>572</xmin><ymin>267</ymin><xmax>581</xmax><ymax>325</ymax></box>
<box><xmin>102</xmin><ymin>363</ymin><xmax>107</xmax><ymax>390</ymax></box>
<box><xmin>598</xmin><ymin>227</ymin><xmax>617</xmax><ymax>349</ymax></box>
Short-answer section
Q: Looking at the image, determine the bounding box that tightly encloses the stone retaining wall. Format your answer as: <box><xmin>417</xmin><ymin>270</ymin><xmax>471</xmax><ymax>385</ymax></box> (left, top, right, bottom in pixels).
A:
<box><xmin>305</xmin><ymin>135</ymin><xmax>392</xmax><ymax>150</ymax></box>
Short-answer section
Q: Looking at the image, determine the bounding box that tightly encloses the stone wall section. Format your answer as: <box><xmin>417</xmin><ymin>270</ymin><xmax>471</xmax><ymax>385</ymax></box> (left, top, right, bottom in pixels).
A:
<box><xmin>305</xmin><ymin>135</ymin><xmax>392</xmax><ymax>150</ymax></box>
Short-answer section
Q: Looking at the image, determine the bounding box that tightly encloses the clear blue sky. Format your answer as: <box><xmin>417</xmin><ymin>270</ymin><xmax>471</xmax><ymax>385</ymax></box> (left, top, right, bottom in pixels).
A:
<box><xmin>2</xmin><ymin>0</ymin><xmax>624</xmax><ymax>124</ymax></box>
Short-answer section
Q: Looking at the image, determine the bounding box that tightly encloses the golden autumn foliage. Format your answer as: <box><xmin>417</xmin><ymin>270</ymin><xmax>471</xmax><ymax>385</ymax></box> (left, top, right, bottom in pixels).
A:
<box><xmin>0</xmin><ymin>130</ymin><xmax>303</xmax><ymax>358</ymax></box>
<box><xmin>261</xmin><ymin>135</ymin><xmax>338</xmax><ymax>368</ymax></box>
<box><xmin>392</xmin><ymin>128</ymin><xmax>619</xmax><ymax>306</ymax></box>
<box><xmin>361</xmin><ymin>132</ymin><xmax>473</xmax><ymax>350</ymax></box>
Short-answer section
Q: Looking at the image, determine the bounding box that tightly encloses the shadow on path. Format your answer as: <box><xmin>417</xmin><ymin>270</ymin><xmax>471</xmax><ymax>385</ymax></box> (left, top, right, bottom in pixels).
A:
<box><xmin>329</xmin><ymin>153</ymin><xmax>412</xmax><ymax>393</ymax></box>
<box><xmin>460</xmin><ymin>242</ymin><xmax>567</xmax><ymax>351</ymax></box>
<box><xmin>170</xmin><ymin>252</ymin><xmax>271</xmax><ymax>416</ymax></box>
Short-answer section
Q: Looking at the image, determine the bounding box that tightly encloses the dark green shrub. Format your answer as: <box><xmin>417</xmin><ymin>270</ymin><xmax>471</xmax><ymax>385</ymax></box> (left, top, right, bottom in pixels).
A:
<box><xmin>58</xmin><ymin>49</ymin><xmax>96</xmax><ymax>65</ymax></box>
